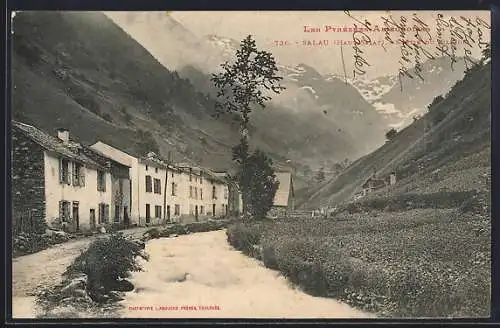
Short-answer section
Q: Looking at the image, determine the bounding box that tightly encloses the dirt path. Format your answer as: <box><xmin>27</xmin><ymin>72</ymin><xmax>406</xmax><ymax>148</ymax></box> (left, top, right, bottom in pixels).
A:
<box><xmin>118</xmin><ymin>230</ymin><xmax>373</xmax><ymax>319</ymax></box>
<box><xmin>12</xmin><ymin>227</ymin><xmax>149</xmax><ymax>318</ymax></box>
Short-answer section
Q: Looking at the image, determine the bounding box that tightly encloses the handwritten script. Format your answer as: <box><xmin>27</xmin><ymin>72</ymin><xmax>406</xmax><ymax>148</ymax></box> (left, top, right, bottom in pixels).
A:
<box><xmin>343</xmin><ymin>11</ymin><xmax>490</xmax><ymax>91</ymax></box>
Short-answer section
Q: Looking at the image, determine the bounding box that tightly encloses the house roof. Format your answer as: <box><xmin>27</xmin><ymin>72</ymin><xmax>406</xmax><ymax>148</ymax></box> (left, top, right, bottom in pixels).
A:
<box><xmin>273</xmin><ymin>171</ymin><xmax>294</xmax><ymax>207</ymax></box>
<box><xmin>362</xmin><ymin>176</ymin><xmax>386</xmax><ymax>189</ymax></box>
<box><xmin>139</xmin><ymin>152</ymin><xmax>171</xmax><ymax>170</ymax></box>
<box><xmin>176</xmin><ymin>162</ymin><xmax>225</xmax><ymax>184</ymax></box>
<box><xmin>80</xmin><ymin>146</ymin><xmax>131</xmax><ymax>170</ymax></box>
<box><xmin>12</xmin><ymin>121</ymin><xmax>104</xmax><ymax>169</ymax></box>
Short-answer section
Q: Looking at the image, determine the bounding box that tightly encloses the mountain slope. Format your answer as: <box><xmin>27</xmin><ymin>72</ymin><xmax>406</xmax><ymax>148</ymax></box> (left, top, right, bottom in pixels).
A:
<box><xmin>12</xmin><ymin>11</ymin><xmax>242</xmax><ymax>170</ymax></box>
<box><xmin>105</xmin><ymin>13</ymin><xmax>388</xmax><ymax>168</ymax></box>
<box><xmin>303</xmin><ymin>61</ymin><xmax>491</xmax><ymax>209</ymax></box>
<box><xmin>351</xmin><ymin>57</ymin><xmax>467</xmax><ymax>130</ymax></box>
<box><xmin>10</xmin><ymin>11</ymin><xmax>335</xmax><ymax>194</ymax></box>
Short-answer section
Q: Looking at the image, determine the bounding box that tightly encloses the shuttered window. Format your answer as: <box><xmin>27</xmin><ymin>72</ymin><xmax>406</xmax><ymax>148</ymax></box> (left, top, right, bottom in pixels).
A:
<box><xmin>59</xmin><ymin>159</ymin><xmax>70</xmax><ymax>185</ymax></box>
<box><xmin>155</xmin><ymin>205</ymin><xmax>162</xmax><ymax>219</ymax></box>
<box><xmin>145</xmin><ymin>176</ymin><xmax>152</xmax><ymax>193</ymax></box>
<box><xmin>72</xmin><ymin>162</ymin><xmax>85</xmax><ymax>187</ymax></box>
<box><xmin>154</xmin><ymin>178</ymin><xmax>161</xmax><ymax>194</ymax></box>
<box><xmin>97</xmin><ymin>171</ymin><xmax>106</xmax><ymax>192</ymax></box>
<box><xmin>59</xmin><ymin>200</ymin><xmax>70</xmax><ymax>222</ymax></box>
<box><xmin>98</xmin><ymin>203</ymin><xmax>109</xmax><ymax>224</ymax></box>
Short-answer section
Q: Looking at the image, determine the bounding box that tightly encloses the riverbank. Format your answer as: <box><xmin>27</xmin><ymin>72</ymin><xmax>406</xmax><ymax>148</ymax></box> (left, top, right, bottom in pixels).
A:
<box><xmin>226</xmin><ymin>209</ymin><xmax>490</xmax><ymax>318</ymax></box>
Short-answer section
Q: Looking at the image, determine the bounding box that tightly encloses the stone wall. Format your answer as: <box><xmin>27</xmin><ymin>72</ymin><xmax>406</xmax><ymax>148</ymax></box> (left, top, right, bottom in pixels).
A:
<box><xmin>11</xmin><ymin>129</ymin><xmax>46</xmax><ymax>232</ymax></box>
<box><xmin>268</xmin><ymin>206</ymin><xmax>288</xmax><ymax>218</ymax></box>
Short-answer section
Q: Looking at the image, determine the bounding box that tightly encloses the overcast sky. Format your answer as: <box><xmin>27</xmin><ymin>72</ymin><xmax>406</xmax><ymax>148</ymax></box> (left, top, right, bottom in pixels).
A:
<box><xmin>171</xmin><ymin>10</ymin><xmax>491</xmax><ymax>78</ymax></box>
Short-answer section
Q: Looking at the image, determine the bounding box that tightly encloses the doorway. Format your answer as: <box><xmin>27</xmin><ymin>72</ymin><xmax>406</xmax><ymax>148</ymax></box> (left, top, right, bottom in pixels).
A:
<box><xmin>195</xmin><ymin>205</ymin><xmax>199</xmax><ymax>221</ymax></box>
<box><xmin>115</xmin><ymin>205</ymin><xmax>120</xmax><ymax>224</ymax></box>
<box><xmin>212</xmin><ymin>204</ymin><xmax>216</xmax><ymax>217</ymax></box>
<box><xmin>167</xmin><ymin>205</ymin><xmax>171</xmax><ymax>222</ymax></box>
<box><xmin>90</xmin><ymin>209</ymin><xmax>96</xmax><ymax>230</ymax></box>
<box><xmin>72</xmin><ymin>202</ymin><xmax>79</xmax><ymax>232</ymax></box>
<box><xmin>124</xmin><ymin>206</ymin><xmax>129</xmax><ymax>227</ymax></box>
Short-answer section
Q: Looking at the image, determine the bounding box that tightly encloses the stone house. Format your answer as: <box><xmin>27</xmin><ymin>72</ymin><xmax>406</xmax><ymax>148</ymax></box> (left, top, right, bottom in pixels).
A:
<box><xmin>90</xmin><ymin>142</ymin><xmax>229</xmax><ymax>226</ymax></box>
<box><xmin>12</xmin><ymin>121</ymin><xmax>113</xmax><ymax>232</ymax></box>
<box><xmin>80</xmin><ymin>146</ymin><xmax>132</xmax><ymax>228</ymax></box>
<box><xmin>361</xmin><ymin>174</ymin><xmax>388</xmax><ymax>196</ymax></box>
<box><xmin>175</xmin><ymin>164</ymin><xmax>229</xmax><ymax>223</ymax></box>
<box><xmin>212</xmin><ymin>171</ymin><xmax>243</xmax><ymax>217</ymax></box>
<box><xmin>90</xmin><ymin>142</ymin><xmax>177</xmax><ymax>226</ymax></box>
<box><xmin>268</xmin><ymin>171</ymin><xmax>295</xmax><ymax>218</ymax></box>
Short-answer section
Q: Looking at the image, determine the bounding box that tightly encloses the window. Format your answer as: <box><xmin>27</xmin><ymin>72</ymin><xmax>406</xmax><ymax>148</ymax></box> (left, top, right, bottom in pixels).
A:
<box><xmin>200</xmin><ymin>189</ymin><xmax>203</xmax><ymax>200</ymax></box>
<box><xmin>59</xmin><ymin>200</ymin><xmax>70</xmax><ymax>222</ymax></box>
<box><xmin>189</xmin><ymin>186</ymin><xmax>193</xmax><ymax>198</ymax></box>
<box><xmin>72</xmin><ymin>162</ymin><xmax>85</xmax><ymax>187</ymax></box>
<box><xmin>114</xmin><ymin>205</ymin><xmax>120</xmax><ymax>223</ymax></box>
<box><xmin>59</xmin><ymin>159</ymin><xmax>70</xmax><ymax>185</ymax></box>
<box><xmin>212</xmin><ymin>186</ymin><xmax>217</xmax><ymax>199</ymax></box>
<box><xmin>171</xmin><ymin>182</ymin><xmax>177</xmax><ymax>196</ymax></box>
<box><xmin>200</xmin><ymin>177</ymin><xmax>203</xmax><ymax>184</ymax></box>
<box><xmin>98</xmin><ymin>203</ymin><xmax>109</xmax><ymax>224</ymax></box>
<box><xmin>174</xmin><ymin>204</ymin><xmax>180</xmax><ymax>216</ymax></box>
<box><xmin>145</xmin><ymin>204</ymin><xmax>151</xmax><ymax>223</ymax></box>
<box><xmin>171</xmin><ymin>171</ymin><xmax>174</xmax><ymax>178</ymax></box>
<box><xmin>145</xmin><ymin>165</ymin><xmax>149</xmax><ymax>171</ymax></box>
<box><xmin>200</xmin><ymin>206</ymin><xmax>204</xmax><ymax>215</ymax></box>
<box><xmin>224</xmin><ymin>187</ymin><xmax>228</xmax><ymax>199</ymax></box>
<box><xmin>154</xmin><ymin>178</ymin><xmax>161</xmax><ymax>194</ymax></box>
<box><xmin>155</xmin><ymin>205</ymin><xmax>162</xmax><ymax>219</ymax></box>
<box><xmin>97</xmin><ymin>170</ymin><xmax>106</xmax><ymax>192</ymax></box>
<box><xmin>155</xmin><ymin>167</ymin><xmax>158</xmax><ymax>173</ymax></box>
<box><xmin>189</xmin><ymin>169</ymin><xmax>192</xmax><ymax>182</ymax></box>
<box><xmin>194</xmin><ymin>187</ymin><xmax>198</xmax><ymax>200</ymax></box>
<box><xmin>145</xmin><ymin>175</ymin><xmax>152</xmax><ymax>193</ymax></box>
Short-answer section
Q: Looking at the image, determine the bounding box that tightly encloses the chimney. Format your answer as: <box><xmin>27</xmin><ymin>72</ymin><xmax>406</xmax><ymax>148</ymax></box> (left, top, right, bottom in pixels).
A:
<box><xmin>56</xmin><ymin>128</ymin><xmax>69</xmax><ymax>144</ymax></box>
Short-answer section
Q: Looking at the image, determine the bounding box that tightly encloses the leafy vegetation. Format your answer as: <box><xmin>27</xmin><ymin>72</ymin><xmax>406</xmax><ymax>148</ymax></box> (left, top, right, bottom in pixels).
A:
<box><xmin>227</xmin><ymin>209</ymin><xmax>490</xmax><ymax>317</ymax></box>
<box><xmin>64</xmin><ymin>233</ymin><xmax>148</xmax><ymax>301</ymax></box>
<box><xmin>385</xmin><ymin>128</ymin><xmax>398</xmax><ymax>141</ymax></box>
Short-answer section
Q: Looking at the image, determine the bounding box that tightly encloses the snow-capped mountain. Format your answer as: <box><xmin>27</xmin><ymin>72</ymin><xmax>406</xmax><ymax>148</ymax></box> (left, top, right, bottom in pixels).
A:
<box><xmin>110</xmin><ymin>14</ymin><xmax>463</xmax><ymax>166</ymax></box>
<box><xmin>348</xmin><ymin>57</ymin><xmax>468</xmax><ymax>129</ymax></box>
<box><xmin>350</xmin><ymin>75</ymin><xmax>398</xmax><ymax>103</ymax></box>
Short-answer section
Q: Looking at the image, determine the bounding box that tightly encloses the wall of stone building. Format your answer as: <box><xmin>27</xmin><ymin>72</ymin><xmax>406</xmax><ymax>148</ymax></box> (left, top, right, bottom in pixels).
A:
<box><xmin>268</xmin><ymin>206</ymin><xmax>288</xmax><ymax>218</ymax></box>
<box><xmin>111</xmin><ymin>177</ymin><xmax>131</xmax><ymax>226</ymax></box>
<box><xmin>11</xmin><ymin>130</ymin><xmax>46</xmax><ymax>232</ymax></box>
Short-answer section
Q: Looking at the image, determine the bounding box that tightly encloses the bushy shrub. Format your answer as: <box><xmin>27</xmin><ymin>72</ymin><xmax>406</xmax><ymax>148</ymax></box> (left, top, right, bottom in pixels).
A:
<box><xmin>13</xmin><ymin>230</ymin><xmax>71</xmax><ymax>257</ymax></box>
<box><xmin>145</xmin><ymin>228</ymin><xmax>161</xmax><ymax>239</ymax></box>
<box><xmin>228</xmin><ymin>210</ymin><xmax>490</xmax><ymax>317</ymax></box>
<box><xmin>64</xmin><ymin>233</ymin><xmax>148</xmax><ymax>299</ymax></box>
<box><xmin>226</xmin><ymin>222</ymin><xmax>265</xmax><ymax>256</ymax></box>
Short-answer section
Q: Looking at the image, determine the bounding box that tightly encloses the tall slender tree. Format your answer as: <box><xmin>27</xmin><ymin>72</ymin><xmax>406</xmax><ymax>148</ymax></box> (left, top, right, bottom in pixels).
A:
<box><xmin>211</xmin><ymin>35</ymin><xmax>285</xmax><ymax>217</ymax></box>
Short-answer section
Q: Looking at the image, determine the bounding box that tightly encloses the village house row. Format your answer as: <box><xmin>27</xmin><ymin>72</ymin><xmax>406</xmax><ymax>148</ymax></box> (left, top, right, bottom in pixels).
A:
<box><xmin>11</xmin><ymin>121</ymin><xmax>295</xmax><ymax>233</ymax></box>
<box><xmin>11</xmin><ymin>121</ymin><xmax>243</xmax><ymax>232</ymax></box>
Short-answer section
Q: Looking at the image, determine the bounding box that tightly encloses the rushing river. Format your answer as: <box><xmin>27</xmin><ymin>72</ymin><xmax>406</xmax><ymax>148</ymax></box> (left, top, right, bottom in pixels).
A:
<box><xmin>118</xmin><ymin>230</ymin><xmax>373</xmax><ymax>319</ymax></box>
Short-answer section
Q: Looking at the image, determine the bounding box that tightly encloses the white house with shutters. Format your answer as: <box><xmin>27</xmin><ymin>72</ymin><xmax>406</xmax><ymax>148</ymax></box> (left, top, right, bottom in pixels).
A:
<box><xmin>90</xmin><ymin>141</ymin><xmax>230</xmax><ymax>226</ymax></box>
<box><xmin>12</xmin><ymin>122</ymin><xmax>114</xmax><ymax>232</ymax></box>
<box><xmin>91</xmin><ymin>142</ymin><xmax>182</xmax><ymax>225</ymax></box>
